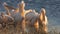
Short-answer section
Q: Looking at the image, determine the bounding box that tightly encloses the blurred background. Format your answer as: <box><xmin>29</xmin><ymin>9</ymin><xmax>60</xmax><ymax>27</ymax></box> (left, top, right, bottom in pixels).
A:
<box><xmin>0</xmin><ymin>0</ymin><xmax>60</xmax><ymax>32</ymax></box>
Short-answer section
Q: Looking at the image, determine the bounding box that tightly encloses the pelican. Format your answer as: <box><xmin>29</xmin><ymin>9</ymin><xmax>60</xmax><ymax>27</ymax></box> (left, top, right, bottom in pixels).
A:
<box><xmin>3</xmin><ymin>1</ymin><xmax>48</xmax><ymax>34</ymax></box>
<box><xmin>39</xmin><ymin>8</ymin><xmax>48</xmax><ymax>33</ymax></box>
<box><xmin>25</xmin><ymin>8</ymin><xmax>48</xmax><ymax>34</ymax></box>
<box><xmin>0</xmin><ymin>12</ymin><xmax>14</xmax><ymax>28</ymax></box>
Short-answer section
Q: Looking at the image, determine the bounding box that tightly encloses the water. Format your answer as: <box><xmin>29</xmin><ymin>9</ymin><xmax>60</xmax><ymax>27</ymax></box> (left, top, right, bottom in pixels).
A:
<box><xmin>0</xmin><ymin>0</ymin><xmax>60</xmax><ymax>31</ymax></box>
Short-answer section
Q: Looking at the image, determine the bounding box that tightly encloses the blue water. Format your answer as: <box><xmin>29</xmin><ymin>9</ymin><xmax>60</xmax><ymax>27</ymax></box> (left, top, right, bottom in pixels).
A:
<box><xmin>0</xmin><ymin>0</ymin><xmax>60</xmax><ymax>31</ymax></box>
